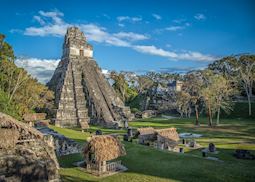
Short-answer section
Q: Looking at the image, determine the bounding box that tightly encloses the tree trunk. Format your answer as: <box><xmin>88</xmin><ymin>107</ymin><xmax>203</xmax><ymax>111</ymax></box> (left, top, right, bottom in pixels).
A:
<box><xmin>248</xmin><ymin>85</ymin><xmax>252</xmax><ymax>116</ymax></box>
<box><xmin>216</xmin><ymin>108</ymin><xmax>220</xmax><ymax>125</ymax></box>
<box><xmin>244</xmin><ymin>80</ymin><xmax>252</xmax><ymax>116</ymax></box>
<box><xmin>208</xmin><ymin>102</ymin><xmax>212</xmax><ymax>127</ymax></box>
<box><xmin>195</xmin><ymin>105</ymin><xmax>199</xmax><ymax>126</ymax></box>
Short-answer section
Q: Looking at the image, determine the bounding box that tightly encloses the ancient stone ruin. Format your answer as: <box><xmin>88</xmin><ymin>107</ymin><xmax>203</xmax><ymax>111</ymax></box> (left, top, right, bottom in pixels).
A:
<box><xmin>0</xmin><ymin>112</ymin><xmax>59</xmax><ymax>182</ymax></box>
<box><xmin>137</xmin><ymin>127</ymin><xmax>180</xmax><ymax>150</ymax></box>
<box><xmin>48</xmin><ymin>27</ymin><xmax>133</xmax><ymax>128</ymax></box>
<box><xmin>37</xmin><ymin>126</ymin><xmax>82</xmax><ymax>156</ymax></box>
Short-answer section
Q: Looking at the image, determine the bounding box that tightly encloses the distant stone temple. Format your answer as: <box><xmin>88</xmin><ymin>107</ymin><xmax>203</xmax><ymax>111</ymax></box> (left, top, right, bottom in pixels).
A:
<box><xmin>48</xmin><ymin>27</ymin><xmax>133</xmax><ymax>128</ymax></box>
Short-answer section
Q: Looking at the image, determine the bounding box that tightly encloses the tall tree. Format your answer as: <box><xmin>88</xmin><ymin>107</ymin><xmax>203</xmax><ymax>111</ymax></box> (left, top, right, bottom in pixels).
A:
<box><xmin>209</xmin><ymin>55</ymin><xmax>255</xmax><ymax>116</ymax></box>
<box><xmin>238</xmin><ymin>55</ymin><xmax>255</xmax><ymax>116</ymax></box>
<box><xmin>201</xmin><ymin>70</ymin><xmax>235</xmax><ymax>126</ymax></box>
<box><xmin>176</xmin><ymin>91</ymin><xmax>191</xmax><ymax>118</ymax></box>
<box><xmin>183</xmin><ymin>72</ymin><xmax>204</xmax><ymax>125</ymax></box>
<box><xmin>0</xmin><ymin>35</ymin><xmax>54</xmax><ymax>118</ymax></box>
<box><xmin>0</xmin><ymin>34</ymin><xmax>15</xmax><ymax>62</ymax></box>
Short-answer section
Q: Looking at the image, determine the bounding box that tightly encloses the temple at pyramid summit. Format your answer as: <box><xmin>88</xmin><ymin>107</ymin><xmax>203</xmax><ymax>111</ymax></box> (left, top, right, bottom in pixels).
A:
<box><xmin>47</xmin><ymin>27</ymin><xmax>133</xmax><ymax>128</ymax></box>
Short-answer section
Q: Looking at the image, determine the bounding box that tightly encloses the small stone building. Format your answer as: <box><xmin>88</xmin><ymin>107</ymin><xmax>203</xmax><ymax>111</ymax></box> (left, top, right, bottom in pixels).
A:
<box><xmin>23</xmin><ymin>113</ymin><xmax>47</xmax><ymax>127</ymax></box>
<box><xmin>156</xmin><ymin>128</ymin><xmax>180</xmax><ymax>150</ymax></box>
<box><xmin>84</xmin><ymin>135</ymin><xmax>126</xmax><ymax>176</ymax></box>
<box><xmin>137</xmin><ymin>127</ymin><xmax>156</xmax><ymax>145</ymax></box>
<box><xmin>0</xmin><ymin>112</ymin><xmax>59</xmax><ymax>181</ymax></box>
<box><xmin>137</xmin><ymin>127</ymin><xmax>180</xmax><ymax>150</ymax></box>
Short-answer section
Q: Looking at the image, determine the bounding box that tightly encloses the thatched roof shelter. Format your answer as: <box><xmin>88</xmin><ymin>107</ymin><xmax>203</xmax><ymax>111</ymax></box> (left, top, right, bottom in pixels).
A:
<box><xmin>137</xmin><ymin>127</ymin><xmax>155</xmax><ymax>135</ymax></box>
<box><xmin>156</xmin><ymin>128</ymin><xmax>179</xmax><ymax>142</ymax></box>
<box><xmin>84</xmin><ymin>135</ymin><xmax>126</xmax><ymax>162</ymax></box>
<box><xmin>0</xmin><ymin>112</ymin><xmax>43</xmax><ymax>140</ymax></box>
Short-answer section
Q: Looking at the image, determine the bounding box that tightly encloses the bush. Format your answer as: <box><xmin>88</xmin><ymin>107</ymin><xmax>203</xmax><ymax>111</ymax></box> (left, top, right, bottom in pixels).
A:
<box><xmin>131</xmin><ymin>108</ymin><xmax>140</xmax><ymax>113</ymax></box>
<box><xmin>221</xmin><ymin>102</ymin><xmax>255</xmax><ymax>118</ymax></box>
<box><xmin>0</xmin><ymin>89</ymin><xmax>20</xmax><ymax>120</ymax></box>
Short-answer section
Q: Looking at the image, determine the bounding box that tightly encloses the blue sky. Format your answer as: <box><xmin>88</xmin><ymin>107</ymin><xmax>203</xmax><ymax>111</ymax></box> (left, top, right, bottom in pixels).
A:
<box><xmin>0</xmin><ymin>0</ymin><xmax>255</xmax><ymax>82</ymax></box>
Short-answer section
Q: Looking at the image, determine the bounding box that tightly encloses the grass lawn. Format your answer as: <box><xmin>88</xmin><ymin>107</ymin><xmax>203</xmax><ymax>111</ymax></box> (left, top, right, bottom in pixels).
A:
<box><xmin>50</xmin><ymin>116</ymin><xmax>255</xmax><ymax>182</ymax></box>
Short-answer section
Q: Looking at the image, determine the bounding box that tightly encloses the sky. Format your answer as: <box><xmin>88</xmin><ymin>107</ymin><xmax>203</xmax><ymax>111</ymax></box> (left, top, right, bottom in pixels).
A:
<box><xmin>0</xmin><ymin>0</ymin><xmax>255</xmax><ymax>83</ymax></box>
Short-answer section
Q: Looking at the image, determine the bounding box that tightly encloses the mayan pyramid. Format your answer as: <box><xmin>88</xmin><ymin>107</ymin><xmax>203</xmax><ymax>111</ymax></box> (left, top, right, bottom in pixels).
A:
<box><xmin>47</xmin><ymin>27</ymin><xmax>133</xmax><ymax>128</ymax></box>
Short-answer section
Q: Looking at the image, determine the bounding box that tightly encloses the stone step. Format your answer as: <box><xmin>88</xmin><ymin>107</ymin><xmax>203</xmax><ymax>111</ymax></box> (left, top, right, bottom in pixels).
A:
<box><xmin>77</xmin><ymin>109</ymin><xmax>88</xmax><ymax>114</ymax></box>
<box><xmin>58</xmin><ymin>103</ymin><xmax>75</xmax><ymax>107</ymax></box>
<box><xmin>76</xmin><ymin>101</ymin><xmax>87</xmax><ymax>106</ymax></box>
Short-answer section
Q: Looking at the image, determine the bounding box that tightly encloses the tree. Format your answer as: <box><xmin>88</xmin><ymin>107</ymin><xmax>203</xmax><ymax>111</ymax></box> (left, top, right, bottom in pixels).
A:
<box><xmin>0</xmin><ymin>37</ymin><xmax>54</xmax><ymax>118</ymax></box>
<box><xmin>209</xmin><ymin>55</ymin><xmax>255</xmax><ymax>116</ymax></box>
<box><xmin>110</xmin><ymin>71</ymin><xmax>138</xmax><ymax>103</ymax></box>
<box><xmin>201</xmin><ymin>70</ymin><xmax>235</xmax><ymax>126</ymax></box>
<box><xmin>183</xmin><ymin>72</ymin><xmax>204</xmax><ymax>125</ymax></box>
<box><xmin>137</xmin><ymin>76</ymin><xmax>154</xmax><ymax>94</ymax></box>
<box><xmin>176</xmin><ymin>91</ymin><xmax>191</xmax><ymax>118</ymax></box>
<box><xmin>0</xmin><ymin>34</ymin><xmax>15</xmax><ymax>62</ymax></box>
<box><xmin>238</xmin><ymin>55</ymin><xmax>255</xmax><ymax>116</ymax></box>
<box><xmin>110</xmin><ymin>71</ymin><xmax>127</xmax><ymax>102</ymax></box>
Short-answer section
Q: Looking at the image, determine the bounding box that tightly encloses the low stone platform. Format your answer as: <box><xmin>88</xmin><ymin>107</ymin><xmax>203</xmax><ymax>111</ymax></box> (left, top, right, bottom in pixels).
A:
<box><xmin>36</xmin><ymin>126</ymin><xmax>82</xmax><ymax>156</ymax></box>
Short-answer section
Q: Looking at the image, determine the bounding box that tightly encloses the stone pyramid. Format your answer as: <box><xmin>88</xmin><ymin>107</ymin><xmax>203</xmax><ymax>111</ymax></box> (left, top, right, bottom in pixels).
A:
<box><xmin>48</xmin><ymin>27</ymin><xmax>133</xmax><ymax>128</ymax></box>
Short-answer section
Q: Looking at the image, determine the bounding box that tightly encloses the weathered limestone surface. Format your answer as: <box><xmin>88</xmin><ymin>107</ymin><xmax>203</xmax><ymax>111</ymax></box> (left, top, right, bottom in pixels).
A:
<box><xmin>48</xmin><ymin>27</ymin><xmax>133</xmax><ymax>128</ymax></box>
<box><xmin>0</xmin><ymin>112</ymin><xmax>59</xmax><ymax>182</ymax></box>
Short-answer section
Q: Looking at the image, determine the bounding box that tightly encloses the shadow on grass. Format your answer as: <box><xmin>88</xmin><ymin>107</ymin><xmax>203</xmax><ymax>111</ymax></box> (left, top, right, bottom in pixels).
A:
<box><xmin>58</xmin><ymin>142</ymin><xmax>255</xmax><ymax>182</ymax></box>
<box><xmin>53</xmin><ymin>117</ymin><xmax>255</xmax><ymax>181</ymax></box>
<box><xmin>119</xmin><ymin>142</ymin><xmax>255</xmax><ymax>182</ymax></box>
<box><xmin>61</xmin><ymin>175</ymin><xmax>96</xmax><ymax>182</ymax></box>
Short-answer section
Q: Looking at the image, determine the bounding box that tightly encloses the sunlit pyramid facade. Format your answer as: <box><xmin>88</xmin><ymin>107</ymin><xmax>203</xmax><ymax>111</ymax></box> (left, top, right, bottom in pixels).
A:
<box><xmin>48</xmin><ymin>27</ymin><xmax>133</xmax><ymax>128</ymax></box>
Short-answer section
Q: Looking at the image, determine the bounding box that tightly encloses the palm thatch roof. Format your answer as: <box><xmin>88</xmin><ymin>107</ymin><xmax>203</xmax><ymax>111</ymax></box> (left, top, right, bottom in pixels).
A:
<box><xmin>137</xmin><ymin>127</ymin><xmax>155</xmax><ymax>135</ymax></box>
<box><xmin>0</xmin><ymin>112</ymin><xmax>43</xmax><ymax>140</ymax></box>
<box><xmin>84</xmin><ymin>135</ymin><xmax>126</xmax><ymax>162</ymax></box>
<box><xmin>156</xmin><ymin>128</ymin><xmax>179</xmax><ymax>141</ymax></box>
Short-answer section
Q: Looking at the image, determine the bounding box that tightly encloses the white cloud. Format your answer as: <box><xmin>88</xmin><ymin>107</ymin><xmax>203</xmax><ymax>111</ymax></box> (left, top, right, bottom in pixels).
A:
<box><xmin>38</xmin><ymin>10</ymin><xmax>64</xmax><ymax>24</ymax></box>
<box><xmin>133</xmin><ymin>45</ymin><xmax>216</xmax><ymax>62</ymax></box>
<box><xmin>152</xmin><ymin>14</ymin><xmax>161</xmax><ymax>20</ymax></box>
<box><xmin>118</xmin><ymin>23</ymin><xmax>125</xmax><ymax>27</ymax></box>
<box><xmin>21</xmin><ymin>10</ymin><xmax>216</xmax><ymax>66</ymax></box>
<box><xmin>160</xmin><ymin>66</ymin><xmax>207</xmax><ymax>73</ymax></box>
<box><xmin>24</xmin><ymin>11</ymin><xmax>136</xmax><ymax>47</ymax></box>
<box><xmin>15</xmin><ymin>57</ymin><xmax>60</xmax><ymax>83</ymax></box>
<box><xmin>165</xmin><ymin>26</ymin><xmax>185</xmax><ymax>31</ymax></box>
<box><xmin>132</xmin><ymin>17</ymin><xmax>142</xmax><ymax>22</ymax></box>
<box><xmin>133</xmin><ymin>45</ymin><xmax>178</xmax><ymax>58</ymax></box>
<box><xmin>25</xmin><ymin>24</ymin><xmax>69</xmax><ymax>37</ymax></box>
<box><xmin>117</xmin><ymin>16</ymin><xmax>129</xmax><ymax>21</ymax></box>
<box><xmin>113</xmin><ymin>32</ymin><xmax>149</xmax><ymax>41</ymax></box>
<box><xmin>80</xmin><ymin>24</ymin><xmax>132</xmax><ymax>47</ymax></box>
<box><xmin>33</xmin><ymin>15</ymin><xmax>46</xmax><ymax>25</ymax></box>
<box><xmin>117</xmin><ymin>16</ymin><xmax>142</xmax><ymax>22</ymax></box>
<box><xmin>101</xmin><ymin>69</ymin><xmax>109</xmax><ymax>75</ymax></box>
<box><xmin>194</xmin><ymin>13</ymin><xmax>206</xmax><ymax>20</ymax></box>
<box><xmin>172</xmin><ymin>18</ymin><xmax>186</xmax><ymax>24</ymax></box>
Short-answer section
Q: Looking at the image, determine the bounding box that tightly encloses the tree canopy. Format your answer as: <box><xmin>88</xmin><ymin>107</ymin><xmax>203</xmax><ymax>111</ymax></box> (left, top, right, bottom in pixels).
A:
<box><xmin>0</xmin><ymin>33</ymin><xmax>53</xmax><ymax>119</ymax></box>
